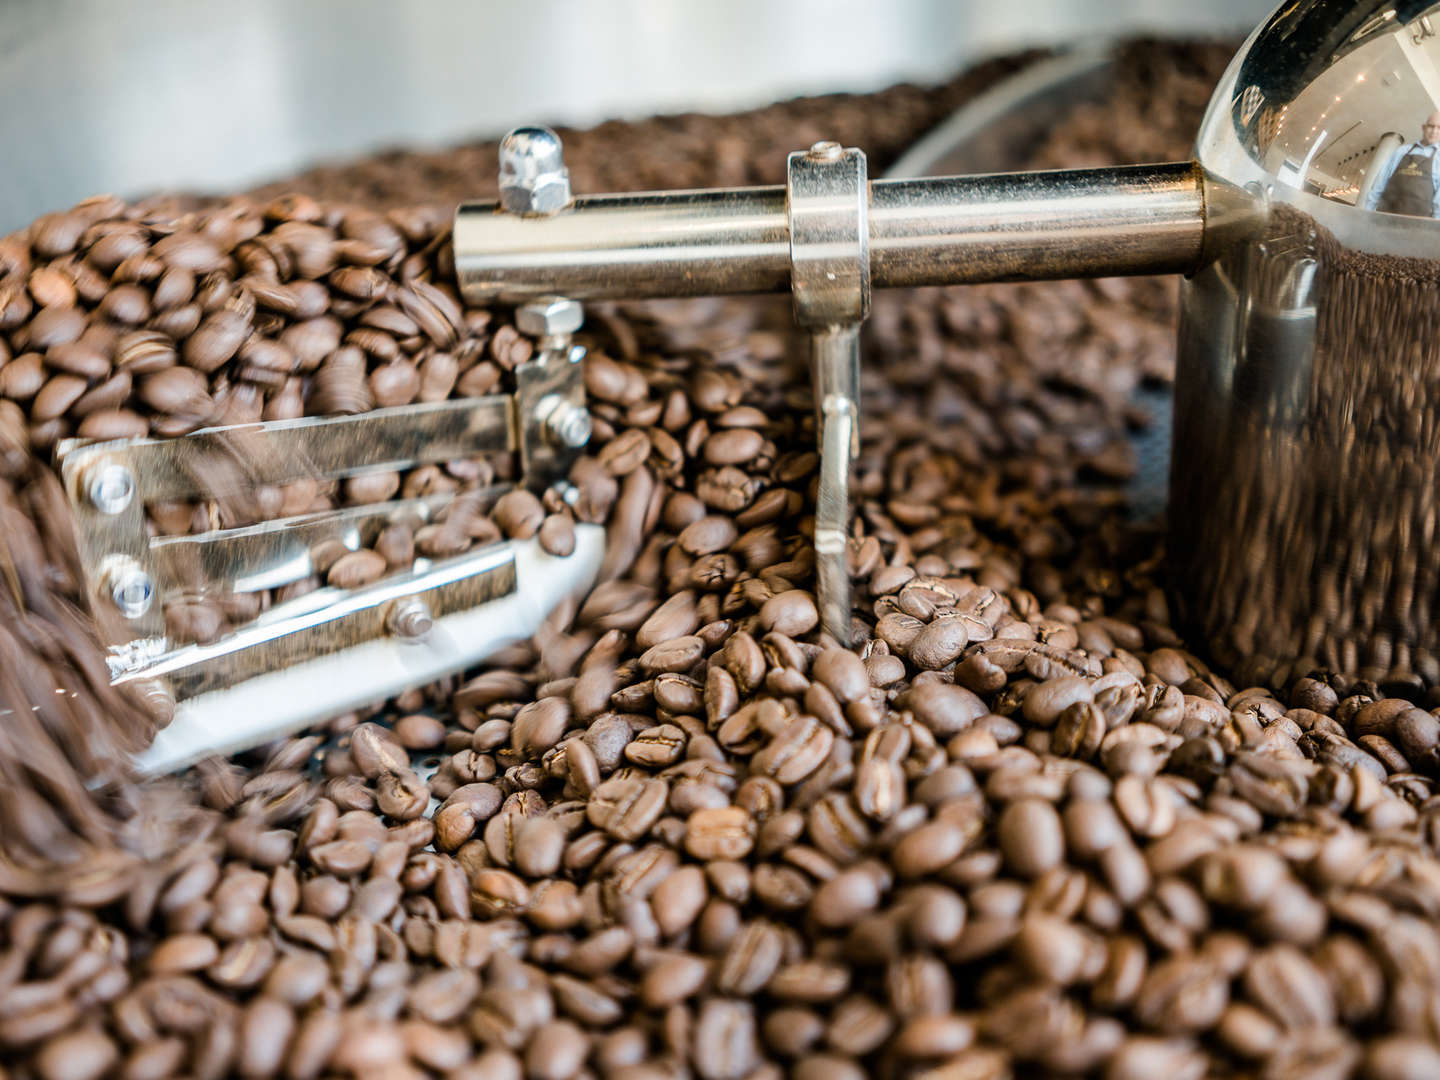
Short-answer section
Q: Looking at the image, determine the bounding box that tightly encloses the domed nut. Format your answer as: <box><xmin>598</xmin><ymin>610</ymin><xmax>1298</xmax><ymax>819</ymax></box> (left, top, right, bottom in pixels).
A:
<box><xmin>498</xmin><ymin>126</ymin><xmax>572</xmax><ymax>216</ymax></box>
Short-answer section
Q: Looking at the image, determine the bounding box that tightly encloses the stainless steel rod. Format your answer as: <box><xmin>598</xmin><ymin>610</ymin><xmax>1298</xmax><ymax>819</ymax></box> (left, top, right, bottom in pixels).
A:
<box><xmin>868</xmin><ymin>163</ymin><xmax>1205</xmax><ymax>285</ymax></box>
<box><xmin>454</xmin><ymin>162</ymin><xmax>1205</xmax><ymax>302</ymax></box>
<box><xmin>456</xmin><ymin>187</ymin><xmax>792</xmax><ymax>301</ymax></box>
<box><xmin>811</xmin><ymin>326</ymin><xmax>860</xmax><ymax>647</ymax></box>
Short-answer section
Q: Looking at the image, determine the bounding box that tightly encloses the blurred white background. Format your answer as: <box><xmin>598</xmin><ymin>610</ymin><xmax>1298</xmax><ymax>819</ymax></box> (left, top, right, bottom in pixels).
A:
<box><xmin>0</xmin><ymin>0</ymin><xmax>1275</xmax><ymax>232</ymax></box>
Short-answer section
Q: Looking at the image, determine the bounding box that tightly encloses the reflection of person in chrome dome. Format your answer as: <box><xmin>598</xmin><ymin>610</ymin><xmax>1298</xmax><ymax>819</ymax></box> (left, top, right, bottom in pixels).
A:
<box><xmin>1363</xmin><ymin>110</ymin><xmax>1440</xmax><ymax>216</ymax></box>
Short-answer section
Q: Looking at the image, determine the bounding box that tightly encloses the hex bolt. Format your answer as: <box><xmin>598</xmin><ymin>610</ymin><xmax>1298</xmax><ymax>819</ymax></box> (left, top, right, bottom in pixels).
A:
<box><xmin>388</xmin><ymin>597</ymin><xmax>434</xmax><ymax>642</ymax></box>
<box><xmin>87</xmin><ymin>462</ymin><xmax>136</xmax><ymax>515</ymax></box>
<box><xmin>537</xmin><ymin>395</ymin><xmax>594</xmax><ymax>450</ymax></box>
<box><xmin>498</xmin><ymin>126</ymin><xmax>572</xmax><ymax>216</ymax></box>
<box><xmin>104</xmin><ymin>559</ymin><xmax>154</xmax><ymax>620</ymax></box>
<box><xmin>517</xmin><ymin>296</ymin><xmax>584</xmax><ymax>341</ymax></box>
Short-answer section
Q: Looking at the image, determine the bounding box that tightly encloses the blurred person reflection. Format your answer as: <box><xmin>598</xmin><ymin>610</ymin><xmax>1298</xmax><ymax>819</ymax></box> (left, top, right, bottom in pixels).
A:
<box><xmin>1362</xmin><ymin>110</ymin><xmax>1440</xmax><ymax>216</ymax></box>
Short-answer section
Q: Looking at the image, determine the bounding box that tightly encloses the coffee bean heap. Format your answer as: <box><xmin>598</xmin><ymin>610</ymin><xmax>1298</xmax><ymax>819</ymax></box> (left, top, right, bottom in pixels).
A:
<box><xmin>4</xmin><ymin>37</ymin><xmax>1440</xmax><ymax>1080</ymax></box>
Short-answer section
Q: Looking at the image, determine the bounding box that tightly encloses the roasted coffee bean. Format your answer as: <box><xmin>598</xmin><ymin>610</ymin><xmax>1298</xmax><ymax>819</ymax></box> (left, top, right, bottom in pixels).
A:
<box><xmin>539</xmin><ymin>513</ymin><xmax>577</xmax><ymax>557</ymax></box>
<box><xmin>588</xmin><ymin>777</ymin><xmax>669</xmax><ymax>842</ymax></box>
<box><xmin>685</xmin><ymin>807</ymin><xmax>755</xmax><ymax>861</ymax></box>
<box><xmin>998</xmin><ymin>799</ymin><xmax>1065</xmax><ymax>878</ymax></box>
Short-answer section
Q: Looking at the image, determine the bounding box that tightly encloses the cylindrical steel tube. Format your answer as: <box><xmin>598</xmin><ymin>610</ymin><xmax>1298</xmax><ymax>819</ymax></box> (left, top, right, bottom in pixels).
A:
<box><xmin>455</xmin><ymin>187</ymin><xmax>792</xmax><ymax>301</ymax></box>
<box><xmin>454</xmin><ymin>162</ymin><xmax>1206</xmax><ymax>302</ymax></box>
<box><xmin>867</xmin><ymin>163</ymin><xmax>1205</xmax><ymax>285</ymax></box>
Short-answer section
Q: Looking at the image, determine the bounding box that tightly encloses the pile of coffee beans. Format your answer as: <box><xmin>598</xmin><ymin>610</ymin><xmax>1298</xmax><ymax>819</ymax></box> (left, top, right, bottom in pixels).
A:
<box><xmin>2</xmin><ymin>37</ymin><xmax>1440</xmax><ymax>1080</ymax></box>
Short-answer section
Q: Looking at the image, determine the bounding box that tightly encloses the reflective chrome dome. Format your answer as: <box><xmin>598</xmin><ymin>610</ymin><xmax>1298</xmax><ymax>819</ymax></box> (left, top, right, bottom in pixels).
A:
<box><xmin>1199</xmin><ymin>0</ymin><xmax>1440</xmax><ymax>256</ymax></box>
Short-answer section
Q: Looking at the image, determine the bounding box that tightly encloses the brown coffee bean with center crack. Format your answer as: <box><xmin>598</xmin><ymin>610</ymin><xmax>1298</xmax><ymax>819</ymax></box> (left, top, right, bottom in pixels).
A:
<box><xmin>908</xmin><ymin>616</ymin><xmax>970</xmax><ymax>670</ymax></box>
<box><xmin>1133</xmin><ymin>953</ymin><xmax>1230</xmax><ymax>1034</ymax></box>
<box><xmin>1243</xmin><ymin>945</ymin><xmax>1335</xmax><ymax>1030</ymax></box>
<box><xmin>640</xmin><ymin>635</ymin><xmax>706</xmax><ymax>674</ymax></box>
<box><xmin>752</xmin><ymin>715</ymin><xmax>833</xmax><ymax>785</ymax></box>
<box><xmin>139</xmin><ymin>365</ymin><xmax>213</xmax><ymax>416</ymax></box>
<box><xmin>148</xmin><ymin>934</ymin><xmax>220</xmax><ymax>974</ymax></box>
<box><xmin>679</xmin><ymin>515</ymin><xmax>738</xmax><ymax>556</ymax></box>
<box><xmin>600</xmin><ymin>429</ymin><xmax>651</xmax><ymax>476</ymax></box>
<box><xmin>685</xmin><ymin>807</ymin><xmax>755</xmax><ymax>861</ymax></box>
<box><xmin>588</xmin><ymin>777</ymin><xmax>669</xmax><ymax>842</ymax></box>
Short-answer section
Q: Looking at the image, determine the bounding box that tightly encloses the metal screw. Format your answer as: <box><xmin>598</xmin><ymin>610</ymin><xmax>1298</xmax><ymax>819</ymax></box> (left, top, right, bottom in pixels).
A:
<box><xmin>517</xmin><ymin>297</ymin><xmax>584</xmax><ymax>339</ymax></box>
<box><xmin>104</xmin><ymin>559</ymin><xmax>154</xmax><ymax>620</ymax></box>
<box><xmin>499</xmin><ymin>126</ymin><xmax>572</xmax><ymax>216</ymax></box>
<box><xmin>388</xmin><ymin>597</ymin><xmax>434</xmax><ymax>642</ymax></box>
<box><xmin>538</xmin><ymin>395</ymin><xmax>593</xmax><ymax>450</ymax></box>
<box><xmin>808</xmin><ymin>140</ymin><xmax>844</xmax><ymax>162</ymax></box>
<box><xmin>87</xmin><ymin>462</ymin><xmax>135</xmax><ymax>515</ymax></box>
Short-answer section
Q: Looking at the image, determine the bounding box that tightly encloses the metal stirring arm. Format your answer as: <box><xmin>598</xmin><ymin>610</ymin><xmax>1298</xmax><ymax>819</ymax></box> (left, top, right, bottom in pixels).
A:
<box><xmin>455</xmin><ymin>135</ymin><xmax>1255</xmax><ymax>641</ymax></box>
<box><xmin>57</xmin><ymin>289</ymin><xmax>600</xmax><ymax>774</ymax></box>
<box><xmin>787</xmin><ymin>142</ymin><xmax>869</xmax><ymax>644</ymax></box>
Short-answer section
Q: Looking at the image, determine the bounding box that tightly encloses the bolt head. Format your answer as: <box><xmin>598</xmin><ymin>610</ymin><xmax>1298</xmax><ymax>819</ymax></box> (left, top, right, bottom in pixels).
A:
<box><xmin>517</xmin><ymin>297</ymin><xmax>584</xmax><ymax>338</ymax></box>
<box><xmin>808</xmin><ymin>140</ymin><xmax>844</xmax><ymax>162</ymax></box>
<box><xmin>537</xmin><ymin>395</ymin><xmax>593</xmax><ymax>450</ymax></box>
<box><xmin>551</xmin><ymin>404</ymin><xmax>593</xmax><ymax>450</ymax></box>
<box><xmin>389</xmin><ymin>597</ymin><xmax>434</xmax><ymax>642</ymax></box>
<box><xmin>499</xmin><ymin>126</ymin><xmax>571</xmax><ymax>216</ymax></box>
<box><xmin>106</xmin><ymin>561</ymin><xmax>154</xmax><ymax>620</ymax></box>
<box><xmin>88</xmin><ymin>462</ymin><xmax>135</xmax><ymax>515</ymax></box>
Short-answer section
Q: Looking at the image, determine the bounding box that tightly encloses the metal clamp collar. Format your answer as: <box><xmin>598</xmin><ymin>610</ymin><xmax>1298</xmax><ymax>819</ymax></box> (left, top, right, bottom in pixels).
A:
<box><xmin>786</xmin><ymin>141</ymin><xmax>871</xmax><ymax>328</ymax></box>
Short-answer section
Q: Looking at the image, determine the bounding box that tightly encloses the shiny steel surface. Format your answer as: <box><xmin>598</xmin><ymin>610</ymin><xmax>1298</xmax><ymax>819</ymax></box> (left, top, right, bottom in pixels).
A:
<box><xmin>787</xmin><ymin>143</ymin><xmax>872</xmax><ymax>327</ymax></box>
<box><xmin>1173</xmin><ymin>0</ymin><xmax>1440</xmax><ymax>688</ymax></box>
<box><xmin>56</xmin><ymin>397</ymin><xmax>520</xmax><ymax>635</ymax></box>
<box><xmin>130</xmin><ymin>528</ymin><xmax>606</xmax><ymax>776</ymax></box>
<box><xmin>811</xmin><ymin>330</ymin><xmax>861</xmax><ymax>646</ymax></box>
<box><xmin>498</xmin><ymin>126</ymin><xmax>573</xmax><ymax>216</ymax></box>
<box><xmin>120</xmin><ymin>540</ymin><xmax>519</xmax><ymax>700</ymax></box>
<box><xmin>147</xmin><ymin>493</ymin><xmax>462</xmax><ymax>595</ymax></box>
<box><xmin>455</xmin><ymin>163</ymin><xmax>1208</xmax><ymax>302</ymax></box>
<box><xmin>516</xmin><ymin>340</ymin><xmax>589</xmax><ymax>487</ymax></box>
<box><xmin>55</xmin><ymin>355</ymin><xmax>591</xmax><ymax>717</ymax></box>
<box><xmin>787</xmin><ymin>143</ymin><xmax>871</xmax><ymax>643</ymax></box>
<box><xmin>454</xmin><ymin>188</ymin><xmax>793</xmax><ymax>300</ymax></box>
<box><xmin>867</xmin><ymin>165</ymin><xmax>1207</xmax><ymax>284</ymax></box>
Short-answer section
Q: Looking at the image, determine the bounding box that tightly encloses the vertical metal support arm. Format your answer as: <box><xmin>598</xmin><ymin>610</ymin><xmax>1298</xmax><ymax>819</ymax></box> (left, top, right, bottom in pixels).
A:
<box><xmin>787</xmin><ymin>142</ymin><xmax>870</xmax><ymax>645</ymax></box>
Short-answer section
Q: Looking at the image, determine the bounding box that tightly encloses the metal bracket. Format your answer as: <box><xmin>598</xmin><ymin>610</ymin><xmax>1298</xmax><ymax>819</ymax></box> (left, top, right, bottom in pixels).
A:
<box><xmin>54</xmin><ymin>325</ymin><xmax>591</xmax><ymax>720</ymax></box>
<box><xmin>787</xmin><ymin>141</ymin><xmax>870</xmax><ymax>645</ymax></box>
<box><xmin>516</xmin><ymin>342</ymin><xmax>591</xmax><ymax>486</ymax></box>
